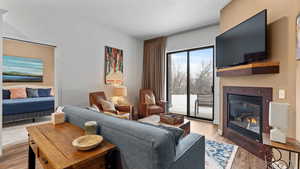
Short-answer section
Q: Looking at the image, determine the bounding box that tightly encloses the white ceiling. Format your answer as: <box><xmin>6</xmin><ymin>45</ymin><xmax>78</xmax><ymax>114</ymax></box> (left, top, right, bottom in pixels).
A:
<box><xmin>1</xmin><ymin>0</ymin><xmax>231</xmax><ymax>40</ymax></box>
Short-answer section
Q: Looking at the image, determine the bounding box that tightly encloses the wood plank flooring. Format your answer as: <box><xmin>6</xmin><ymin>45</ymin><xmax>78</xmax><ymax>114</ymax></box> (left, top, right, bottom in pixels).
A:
<box><xmin>0</xmin><ymin>119</ymin><xmax>266</xmax><ymax>169</ymax></box>
<box><xmin>189</xmin><ymin>118</ymin><xmax>266</xmax><ymax>169</ymax></box>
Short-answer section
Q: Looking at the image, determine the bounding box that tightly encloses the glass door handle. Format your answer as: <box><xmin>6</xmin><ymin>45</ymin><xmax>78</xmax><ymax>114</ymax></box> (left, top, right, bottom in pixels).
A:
<box><xmin>211</xmin><ymin>86</ymin><xmax>214</xmax><ymax>93</ymax></box>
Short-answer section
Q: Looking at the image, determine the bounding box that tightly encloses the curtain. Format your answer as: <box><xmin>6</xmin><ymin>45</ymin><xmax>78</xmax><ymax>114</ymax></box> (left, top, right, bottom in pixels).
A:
<box><xmin>142</xmin><ymin>37</ymin><xmax>166</xmax><ymax>100</ymax></box>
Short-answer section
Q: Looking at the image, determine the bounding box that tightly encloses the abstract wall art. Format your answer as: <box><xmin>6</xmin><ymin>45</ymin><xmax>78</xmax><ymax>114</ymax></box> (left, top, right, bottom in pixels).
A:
<box><xmin>105</xmin><ymin>46</ymin><xmax>124</xmax><ymax>85</ymax></box>
<box><xmin>3</xmin><ymin>55</ymin><xmax>44</xmax><ymax>82</ymax></box>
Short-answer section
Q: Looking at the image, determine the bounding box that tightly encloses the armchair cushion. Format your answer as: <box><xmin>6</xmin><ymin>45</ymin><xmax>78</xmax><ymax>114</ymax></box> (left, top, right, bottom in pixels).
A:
<box><xmin>148</xmin><ymin>105</ymin><xmax>164</xmax><ymax>114</ymax></box>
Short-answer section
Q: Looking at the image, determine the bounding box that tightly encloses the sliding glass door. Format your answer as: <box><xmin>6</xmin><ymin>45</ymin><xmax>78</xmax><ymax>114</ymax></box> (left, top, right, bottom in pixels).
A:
<box><xmin>167</xmin><ymin>51</ymin><xmax>188</xmax><ymax>115</ymax></box>
<box><xmin>167</xmin><ymin>46</ymin><xmax>214</xmax><ymax>120</ymax></box>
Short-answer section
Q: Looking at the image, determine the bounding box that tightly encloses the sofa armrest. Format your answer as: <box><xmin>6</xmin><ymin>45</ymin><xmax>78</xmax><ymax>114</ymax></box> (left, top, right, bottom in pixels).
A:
<box><xmin>172</xmin><ymin>133</ymin><xmax>205</xmax><ymax>169</ymax></box>
<box><xmin>157</xmin><ymin>100</ymin><xmax>167</xmax><ymax>106</ymax></box>
<box><xmin>157</xmin><ymin>100</ymin><xmax>167</xmax><ymax>112</ymax></box>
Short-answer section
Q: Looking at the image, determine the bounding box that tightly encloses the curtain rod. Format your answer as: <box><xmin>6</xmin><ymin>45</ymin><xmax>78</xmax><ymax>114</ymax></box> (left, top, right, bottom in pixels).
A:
<box><xmin>3</xmin><ymin>37</ymin><xmax>57</xmax><ymax>48</ymax></box>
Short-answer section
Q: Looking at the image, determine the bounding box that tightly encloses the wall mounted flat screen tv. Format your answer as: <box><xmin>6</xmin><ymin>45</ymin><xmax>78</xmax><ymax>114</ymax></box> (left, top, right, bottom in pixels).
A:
<box><xmin>216</xmin><ymin>10</ymin><xmax>267</xmax><ymax>68</ymax></box>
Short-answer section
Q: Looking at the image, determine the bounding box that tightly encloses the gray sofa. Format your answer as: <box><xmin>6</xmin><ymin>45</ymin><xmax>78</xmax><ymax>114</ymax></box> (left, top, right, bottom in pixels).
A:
<box><xmin>63</xmin><ymin>105</ymin><xmax>205</xmax><ymax>169</ymax></box>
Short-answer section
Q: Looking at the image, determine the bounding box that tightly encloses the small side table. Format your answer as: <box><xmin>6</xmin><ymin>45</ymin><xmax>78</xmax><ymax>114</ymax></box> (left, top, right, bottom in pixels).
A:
<box><xmin>263</xmin><ymin>133</ymin><xmax>300</xmax><ymax>169</ymax></box>
<box><xmin>27</xmin><ymin>122</ymin><xmax>116</xmax><ymax>169</ymax></box>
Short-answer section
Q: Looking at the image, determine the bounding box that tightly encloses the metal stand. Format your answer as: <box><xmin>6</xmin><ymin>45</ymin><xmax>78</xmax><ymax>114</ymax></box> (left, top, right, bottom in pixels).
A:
<box><xmin>266</xmin><ymin>147</ymin><xmax>300</xmax><ymax>169</ymax></box>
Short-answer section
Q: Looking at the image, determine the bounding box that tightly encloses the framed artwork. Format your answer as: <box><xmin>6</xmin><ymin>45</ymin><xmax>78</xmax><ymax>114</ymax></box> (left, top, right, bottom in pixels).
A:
<box><xmin>297</xmin><ymin>15</ymin><xmax>300</xmax><ymax>60</ymax></box>
<box><xmin>3</xmin><ymin>55</ymin><xmax>44</xmax><ymax>82</ymax></box>
<box><xmin>105</xmin><ymin>46</ymin><xmax>124</xmax><ymax>85</ymax></box>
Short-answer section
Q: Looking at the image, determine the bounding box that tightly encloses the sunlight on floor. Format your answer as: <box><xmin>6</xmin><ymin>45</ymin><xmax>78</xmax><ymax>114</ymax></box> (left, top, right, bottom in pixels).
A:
<box><xmin>2</xmin><ymin>116</ymin><xmax>51</xmax><ymax>147</ymax></box>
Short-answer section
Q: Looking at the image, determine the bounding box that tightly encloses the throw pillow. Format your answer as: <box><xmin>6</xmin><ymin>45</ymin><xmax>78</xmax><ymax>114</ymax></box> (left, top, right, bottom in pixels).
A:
<box><xmin>100</xmin><ymin>99</ymin><xmax>117</xmax><ymax>114</ymax></box>
<box><xmin>139</xmin><ymin>122</ymin><xmax>184</xmax><ymax>145</ymax></box>
<box><xmin>26</xmin><ymin>88</ymin><xmax>39</xmax><ymax>98</ymax></box>
<box><xmin>9</xmin><ymin>88</ymin><xmax>27</xmax><ymax>99</ymax></box>
<box><xmin>38</xmin><ymin>88</ymin><xmax>52</xmax><ymax>97</ymax></box>
<box><xmin>145</xmin><ymin>94</ymin><xmax>156</xmax><ymax>105</ymax></box>
<box><xmin>3</xmin><ymin>89</ymin><xmax>10</xmax><ymax>99</ymax></box>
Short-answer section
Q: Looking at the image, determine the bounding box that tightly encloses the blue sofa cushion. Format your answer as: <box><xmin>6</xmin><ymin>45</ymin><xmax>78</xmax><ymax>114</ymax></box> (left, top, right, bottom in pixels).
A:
<box><xmin>140</xmin><ymin>122</ymin><xmax>184</xmax><ymax>145</ymax></box>
<box><xmin>38</xmin><ymin>88</ymin><xmax>51</xmax><ymax>97</ymax></box>
<box><xmin>3</xmin><ymin>90</ymin><xmax>10</xmax><ymax>99</ymax></box>
<box><xmin>26</xmin><ymin>88</ymin><xmax>39</xmax><ymax>98</ymax></box>
<box><xmin>3</xmin><ymin>97</ymin><xmax>55</xmax><ymax>115</ymax></box>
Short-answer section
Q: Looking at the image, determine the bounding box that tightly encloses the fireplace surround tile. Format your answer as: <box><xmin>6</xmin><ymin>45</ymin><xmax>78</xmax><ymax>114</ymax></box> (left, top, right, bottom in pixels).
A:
<box><xmin>223</xmin><ymin>86</ymin><xmax>272</xmax><ymax>159</ymax></box>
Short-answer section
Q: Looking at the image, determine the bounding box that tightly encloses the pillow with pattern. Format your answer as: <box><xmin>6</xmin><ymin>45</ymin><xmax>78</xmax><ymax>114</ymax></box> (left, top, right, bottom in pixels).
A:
<box><xmin>100</xmin><ymin>99</ymin><xmax>117</xmax><ymax>114</ymax></box>
<box><xmin>145</xmin><ymin>94</ymin><xmax>156</xmax><ymax>105</ymax></box>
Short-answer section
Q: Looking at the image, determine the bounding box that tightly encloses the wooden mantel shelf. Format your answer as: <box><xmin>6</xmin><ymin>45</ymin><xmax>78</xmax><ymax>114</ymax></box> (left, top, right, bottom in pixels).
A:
<box><xmin>216</xmin><ymin>61</ymin><xmax>280</xmax><ymax>77</ymax></box>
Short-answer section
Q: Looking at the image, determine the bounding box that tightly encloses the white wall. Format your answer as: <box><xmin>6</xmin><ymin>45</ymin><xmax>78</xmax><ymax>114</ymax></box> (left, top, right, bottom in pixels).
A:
<box><xmin>0</xmin><ymin>9</ymin><xmax>7</xmax><ymax>156</ymax></box>
<box><xmin>166</xmin><ymin>25</ymin><xmax>220</xmax><ymax>124</ymax></box>
<box><xmin>2</xmin><ymin>12</ymin><xmax>144</xmax><ymax>108</ymax></box>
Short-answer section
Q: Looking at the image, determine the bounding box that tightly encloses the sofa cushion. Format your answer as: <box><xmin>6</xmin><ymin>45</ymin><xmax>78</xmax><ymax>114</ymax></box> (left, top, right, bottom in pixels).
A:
<box><xmin>38</xmin><ymin>88</ymin><xmax>51</xmax><ymax>97</ymax></box>
<box><xmin>26</xmin><ymin>88</ymin><xmax>39</xmax><ymax>98</ymax></box>
<box><xmin>3</xmin><ymin>89</ymin><xmax>10</xmax><ymax>99</ymax></box>
<box><xmin>3</xmin><ymin>97</ymin><xmax>55</xmax><ymax>115</ymax></box>
<box><xmin>9</xmin><ymin>88</ymin><xmax>27</xmax><ymax>99</ymax></box>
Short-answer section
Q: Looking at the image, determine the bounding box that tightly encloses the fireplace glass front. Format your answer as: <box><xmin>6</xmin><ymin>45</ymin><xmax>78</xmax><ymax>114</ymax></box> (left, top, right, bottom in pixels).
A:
<box><xmin>227</xmin><ymin>94</ymin><xmax>263</xmax><ymax>141</ymax></box>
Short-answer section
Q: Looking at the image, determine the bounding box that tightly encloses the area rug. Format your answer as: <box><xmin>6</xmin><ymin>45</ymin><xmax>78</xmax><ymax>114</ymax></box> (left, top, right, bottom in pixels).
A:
<box><xmin>205</xmin><ymin>139</ymin><xmax>238</xmax><ymax>169</ymax></box>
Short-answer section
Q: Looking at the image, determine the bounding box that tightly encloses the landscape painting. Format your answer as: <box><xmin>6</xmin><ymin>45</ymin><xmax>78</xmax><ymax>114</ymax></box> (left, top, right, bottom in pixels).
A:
<box><xmin>3</xmin><ymin>56</ymin><xmax>44</xmax><ymax>82</ymax></box>
<box><xmin>105</xmin><ymin>46</ymin><xmax>124</xmax><ymax>85</ymax></box>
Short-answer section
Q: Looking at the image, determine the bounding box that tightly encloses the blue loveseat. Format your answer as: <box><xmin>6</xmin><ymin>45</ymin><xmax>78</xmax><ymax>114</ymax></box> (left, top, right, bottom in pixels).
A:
<box><xmin>63</xmin><ymin>105</ymin><xmax>205</xmax><ymax>169</ymax></box>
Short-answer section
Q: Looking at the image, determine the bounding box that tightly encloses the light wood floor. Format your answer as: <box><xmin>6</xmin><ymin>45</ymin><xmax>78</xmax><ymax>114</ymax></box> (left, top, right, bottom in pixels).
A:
<box><xmin>189</xmin><ymin>118</ymin><xmax>266</xmax><ymax>169</ymax></box>
<box><xmin>0</xmin><ymin>119</ymin><xmax>266</xmax><ymax>169</ymax></box>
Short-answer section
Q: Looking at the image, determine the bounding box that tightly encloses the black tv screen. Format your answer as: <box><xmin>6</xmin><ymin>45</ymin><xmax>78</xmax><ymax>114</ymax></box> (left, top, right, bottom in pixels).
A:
<box><xmin>216</xmin><ymin>10</ymin><xmax>267</xmax><ymax>68</ymax></box>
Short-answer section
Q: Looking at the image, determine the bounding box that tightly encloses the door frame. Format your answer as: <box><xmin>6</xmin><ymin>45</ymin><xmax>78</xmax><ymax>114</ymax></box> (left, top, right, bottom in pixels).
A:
<box><xmin>166</xmin><ymin>45</ymin><xmax>215</xmax><ymax>121</ymax></box>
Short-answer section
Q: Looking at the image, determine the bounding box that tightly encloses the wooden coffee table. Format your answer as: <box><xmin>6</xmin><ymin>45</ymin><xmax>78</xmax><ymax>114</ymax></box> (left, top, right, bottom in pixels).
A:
<box><xmin>139</xmin><ymin>115</ymin><xmax>190</xmax><ymax>136</ymax></box>
<box><xmin>26</xmin><ymin>122</ymin><xmax>116</xmax><ymax>169</ymax></box>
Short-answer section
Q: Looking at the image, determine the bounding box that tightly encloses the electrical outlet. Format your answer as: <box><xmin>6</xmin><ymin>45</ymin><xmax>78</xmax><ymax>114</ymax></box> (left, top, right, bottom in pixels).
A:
<box><xmin>279</xmin><ymin>89</ymin><xmax>286</xmax><ymax>99</ymax></box>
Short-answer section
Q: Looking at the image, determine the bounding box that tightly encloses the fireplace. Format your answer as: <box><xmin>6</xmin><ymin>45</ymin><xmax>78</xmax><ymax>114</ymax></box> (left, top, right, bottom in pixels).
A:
<box><xmin>223</xmin><ymin>86</ymin><xmax>272</xmax><ymax>159</ymax></box>
<box><xmin>227</xmin><ymin>94</ymin><xmax>263</xmax><ymax>142</ymax></box>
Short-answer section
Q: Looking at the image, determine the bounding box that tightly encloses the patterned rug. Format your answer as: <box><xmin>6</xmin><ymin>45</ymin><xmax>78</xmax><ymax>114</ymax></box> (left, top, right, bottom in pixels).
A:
<box><xmin>205</xmin><ymin>140</ymin><xmax>238</xmax><ymax>169</ymax></box>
